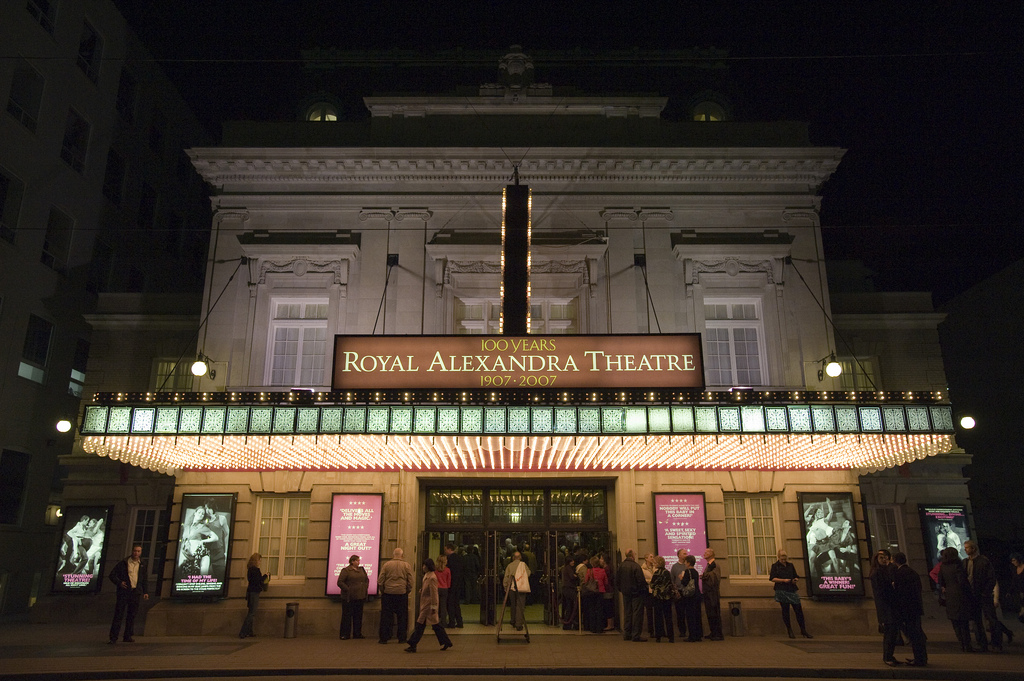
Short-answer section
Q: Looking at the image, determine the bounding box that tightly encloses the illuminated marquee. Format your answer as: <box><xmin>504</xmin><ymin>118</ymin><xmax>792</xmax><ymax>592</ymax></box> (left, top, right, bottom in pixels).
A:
<box><xmin>332</xmin><ymin>334</ymin><xmax>705</xmax><ymax>390</ymax></box>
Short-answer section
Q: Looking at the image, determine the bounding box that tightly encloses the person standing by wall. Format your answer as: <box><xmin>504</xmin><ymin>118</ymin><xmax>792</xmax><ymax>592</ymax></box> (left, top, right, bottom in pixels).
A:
<box><xmin>670</xmin><ymin>548</ymin><xmax>689</xmax><ymax>641</ymax></box>
<box><xmin>892</xmin><ymin>552</ymin><xmax>927</xmax><ymax>666</ymax></box>
<box><xmin>444</xmin><ymin>543</ymin><xmax>465</xmax><ymax>628</ymax></box>
<box><xmin>869</xmin><ymin>549</ymin><xmax>900</xmax><ymax>666</ymax></box>
<box><xmin>768</xmin><ymin>549</ymin><xmax>812</xmax><ymax>639</ymax></box>
<box><xmin>108</xmin><ymin>545</ymin><xmax>149</xmax><ymax>644</ymax></box>
<box><xmin>617</xmin><ymin>549</ymin><xmax>648</xmax><ymax>642</ymax></box>
<box><xmin>238</xmin><ymin>552</ymin><xmax>266</xmax><ymax>639</ymax></box>
<box><xmin>337</xmin><ymin>554</ymin><xmax>369</xmax><ymax>640</ymax></box>
<box><xmin>377</xmin><ymin>548</ymin><xmax>414</xmax><ymax>644</ymax></box>
<box><xmin>701</xmin><ymin>548</ymin><xmax>724</xmax><ymax>640</ymax></box>
<box><xmin>680</xmin><ymin>554</ymin><xmax>702</xmax><ymax>641</ymax></box>
<box><xmin>649</xmin><ymin>555</ymin><xmax>676</xmax><ymax>642</ymax></box>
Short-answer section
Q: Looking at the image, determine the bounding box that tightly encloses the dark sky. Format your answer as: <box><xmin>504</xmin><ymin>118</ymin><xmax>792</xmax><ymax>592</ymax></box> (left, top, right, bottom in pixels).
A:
<box><xmin>116</xmin><ymin>1</ymin><xmax>1024</xmax><ymax>305</ymax></box>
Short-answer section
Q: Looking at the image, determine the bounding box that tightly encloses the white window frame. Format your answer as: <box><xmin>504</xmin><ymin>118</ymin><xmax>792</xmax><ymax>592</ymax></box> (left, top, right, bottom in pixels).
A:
<box><xmin>703</xmin><ymin>297</ymin><xmax>768</xmax><ymax>387</ymax></box>
<box><xmin>255</xmin><ymin>495</ymin><xmax>310</xmax><ymax>583</ymax></box>
<box><xmin>454</xmin><ymin>297</ymin><xmax>501</xmax><ymax>335</ymax></box>
<box><xmin>530</xmin><ymin>296</ymin><xmax>579</xmax><ymax>335</ymax></box>
<box><xmin>867</xmin><ymin>504</ymin><xmax>905</xmax><ymax>556</ymax></box>
<box><xmin>127</xmin><ymin>506</ymin><xmax>167</xmax><ymax>586</ymax></box>
<box><xmin>724</xmin><ymin>494</ymin><xmax>780</xmax><ymax>579</ymax></box>
<box><xmin>265</xmin><ymin>298</ymin><xmax>329</xmax><ymax>387</ymax></box>
<box><xmin>837</xmin><ymin>356</ymin><xmax>880</xmax><ymax>391</ymax></box>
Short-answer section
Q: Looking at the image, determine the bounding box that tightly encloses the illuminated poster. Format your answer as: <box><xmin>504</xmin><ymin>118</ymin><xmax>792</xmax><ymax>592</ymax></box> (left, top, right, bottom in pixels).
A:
<box><xmin>919</xmin><ymin>505</ymin><xmax>969</xmax><ymax>570</ymax></box>
<box><xmin>653</xmin><ymin>493</ymin><xmax>708</xmax><ymax>574</ymax></box>
<box><xmin>171</xmin><ymin>493</ymin><xmax>236</xmax><ymax>598</ymax></box>
<box><xmin>52</xmin><ymin>506</ymin><xmax>112</xmax><ymax>593</ymax></box>
<box><xmin>326</xmin><ymin>494</ymin><xmax>383</xmax><ymax>597</ymax></box>
<box><xmin>798</xmin><ymin>492</ymin><xmax>865</xmax><ymax>598</ymax></box>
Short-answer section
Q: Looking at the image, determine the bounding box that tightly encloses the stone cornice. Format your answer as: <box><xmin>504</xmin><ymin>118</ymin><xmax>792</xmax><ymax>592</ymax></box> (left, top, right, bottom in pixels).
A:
<box><xmin>190</xmin><ymin>148</ymin><xmax>844</xmax><ymax>190</ymax></box>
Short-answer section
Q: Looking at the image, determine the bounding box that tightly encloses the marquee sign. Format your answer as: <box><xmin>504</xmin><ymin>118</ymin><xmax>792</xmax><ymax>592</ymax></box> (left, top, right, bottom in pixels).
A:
<box><xmin>332</xmin><ymin>334</ymin><xmax>705</xmax><ymax>390</ymax></box>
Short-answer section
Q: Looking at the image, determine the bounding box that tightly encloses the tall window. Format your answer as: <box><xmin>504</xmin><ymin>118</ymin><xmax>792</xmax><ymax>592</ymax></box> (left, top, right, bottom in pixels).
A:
<box><xmin>530</xmin><ymin>297</ymin><xmax>579</xmax><ymax>334</ymax></box>
<box><xmin>128</xmin><ymin>507</ymin><xmax>168</xmax><ymax>585</ymax></box>
<box><xmin>19</xmin><ymin>314</ymin><xmax>53</xmax><ymax>384</ymax></box>
<box><xmin>837</xmin><ymin>357</ymin><xmax>879</xmax><ymax>391</ymax></box>
<box><xmin>257</xmin><ymin>496</ymin><xmax>310</xmax><ymax>578</ymax></box>
<box><xmin>724</xmin><ymin>494</ymin><xmax>777</xmax><ymax>577</ymax></box>
<box><xmin>61</xmin><ymin>108</ymin><xmax>90</xmax><ymax>173</ymax></box>
<box><xmin>116</xmin><ymin>70</ymin><xmax>137</xmax><ymax>123</ymax></box>
<box><xmin>0</xmin><ymin>165</ymin><xmax>25</xmax><ymax>242</ymax></box>
<box><xmin>454</xmin><ymin>297</ymin><xmax>500</xmax><ymax>335</ymax></box>
<box><xmin>0</xmin><ymin>450</ymin><xmax>32</xmax><ymax>525</ymax></box>
<box><xmin>41</xmin><ymin>207</ymin><xmax>73</xmax><ymax>273</ymax></box>
<box><xmin>68</xmin><ymin>338</ymin><xmax>89</xmax><ymax>397</ymax></box>
<box><xmin>25</xmin><ymin>0</ymin><xmax>58</xmax><ymax>34</ymax></box>
<box><xmin>7</xmin><ymin>61</ymin><xmax>45</xmax><ymax>131</ymax></box>
<box><xmin>704</xmin><ymin>299</ymin><xmax>766</xmax><ymax>386</ymax></box>
<box><xmin>151</xmin><ymin>358</ymin><xmax>194</xmax><ymax>392</ymax></box>
<box><xmin>268</xmin><ymin>300</ymin><xmax>328</xmax><ymax>386</ymax></box>
<box><xmin>77</xmin><ymin>20</ymin><xmax>102</xmax><ymax>82</ymax></box>
<box><xmin>867</xmin><ymin>505</ymin><xmax>903</xmax><ymax>555</ymax></box>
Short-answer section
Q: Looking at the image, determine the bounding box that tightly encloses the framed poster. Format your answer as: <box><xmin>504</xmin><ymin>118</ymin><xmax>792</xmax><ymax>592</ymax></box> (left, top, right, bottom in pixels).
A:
<box><xmin>653</xmin><ymin>493</ymin><xmax>709</xmax><ymax>574</ymax></box>
<box><xmin>919</xmin><ymin>505</ymin><xmax>970</xmax><ymax>571</ymax></box>
<box><xmin>170</xmin><ymin>493</ymin><xmax>236</xmax><ymax>598</ymax></box>
<box><xmin>798</xmin><ymin>492</ymin><xmax>865</xmax><ymax>598</ymax></box>
<box><xmin>326</xmin><ymin>493</ymin><xmax>383</xmax><ymax>597</ymax></box>
<box><xmin>52</xmin><ymin>506</ymin><xmax>112</xmax><ymax>593</ymax></box>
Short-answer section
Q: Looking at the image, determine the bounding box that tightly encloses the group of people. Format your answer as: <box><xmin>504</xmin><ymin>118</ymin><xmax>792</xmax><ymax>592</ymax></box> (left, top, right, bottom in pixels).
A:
<box><xmin>934</xmin><ymin>540</ymin><xmax>1015</xmax><ymax>654</ymax></box>
<box><xmin>369</xmin><ymin>547</ymin><xmax>455</xmax><ymax>653</ymax></box>
<box><xmin>868</xmin><ymin>549</ymin><xmax>928</xmax><ymax>667</ymax></box>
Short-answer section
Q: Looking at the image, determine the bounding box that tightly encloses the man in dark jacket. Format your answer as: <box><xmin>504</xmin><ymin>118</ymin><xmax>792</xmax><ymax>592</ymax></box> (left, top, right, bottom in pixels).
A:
<box><xmin>702</xmin><ymin>548</ymin><xmax>724</xmax><ymax>640</ymax></box>
<box><xmin>892</xmin><ymin>552</ymin><xmax>927</xmax><ymax>666</ymax></box>
<box><xmin>964</xmin><ymin>540</ymin><xmax>1011</xmax><ymax>651</ymax></box>
<box><xmin>108</xmin><ymin>545</ymin><xmax>148</xmax><ymax>643</ymax></box>
<box><xmin>617</xmin><ymin>549</ymin><xmax>648</xmax><ymax>641</ymax></box>
<box><xmin>443</xmin><ymin>543</ymin><xmax>464</xmax><ymax>627</ymax></box>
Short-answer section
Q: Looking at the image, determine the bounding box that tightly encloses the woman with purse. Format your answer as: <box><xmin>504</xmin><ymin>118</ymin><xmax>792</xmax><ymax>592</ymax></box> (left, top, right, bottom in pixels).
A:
<box><xmin>582</xmin><ymin>556</ymin><xmax>605</xmax><ymax>633</ymax></box>
<box><xmin>238</xmin><ymin>553</ymin><xmax>267</xmax><ymax>638</ymax></box>
<box><xmin>769</xmin><ymin>549</ymin><xmax>812</xmax><ymax>639</ymax></box>
<box><xmin>649</xmin><ymin>555</ymin><xmax>676</xmax><ymax>642</ymax></box>
<box><xmin>680</xmin><ymin>554</ymin><xmax>703</xmax><ymax>641</ymax></box>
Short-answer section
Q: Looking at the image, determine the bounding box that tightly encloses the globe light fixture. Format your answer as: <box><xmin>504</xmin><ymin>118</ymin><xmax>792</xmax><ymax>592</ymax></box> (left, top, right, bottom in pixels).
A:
<box><xmin>825</xmin><ymin>357</ymin><xmax>843</xmax><ymax>378</ymax></box>
<box><xmin>959</xmin><ymin>415</ymin><xmax>976</xmax><ymax>430</ymax></box>
<box><xmin>191</xmin><ymin>352</ymin><xmax>216</xmax><ymax>379</ymax></box>
<box><xmin>56</xmin><ymin>419</ymin><xmax>72</xmax><ymax>433</ymax></box>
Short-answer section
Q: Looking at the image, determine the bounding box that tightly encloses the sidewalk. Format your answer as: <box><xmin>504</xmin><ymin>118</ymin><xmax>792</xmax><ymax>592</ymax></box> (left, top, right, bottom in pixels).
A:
<box><xmin>0</xmin><ymin>614</ymin><xmax>1020</xmax><ymax>680</ymax></box>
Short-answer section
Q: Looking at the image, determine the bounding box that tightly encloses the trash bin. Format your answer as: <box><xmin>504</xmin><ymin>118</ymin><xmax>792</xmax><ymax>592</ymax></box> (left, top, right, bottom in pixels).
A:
<box><xmin>284</xmin><ymin>602</ymin><xmax>299</xmax><ymax>638</ymax></box>
<box><xmin>728</xmin><ymin>601</ymin><xmax>744</xmax><ymax>637</ymax></box>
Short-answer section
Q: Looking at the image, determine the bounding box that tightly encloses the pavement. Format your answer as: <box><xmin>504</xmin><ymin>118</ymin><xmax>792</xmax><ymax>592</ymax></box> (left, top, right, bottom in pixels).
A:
<box><xmin>0</xmin><ymin>611</ymin><xmax>1021</xmax><ymax>680</ymax></box>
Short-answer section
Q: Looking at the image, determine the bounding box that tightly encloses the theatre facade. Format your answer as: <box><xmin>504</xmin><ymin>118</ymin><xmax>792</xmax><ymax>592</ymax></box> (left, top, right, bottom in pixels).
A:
<box><xmin>56</xmin><ymin>50</ymin><xmax>970</xmax><ymax>636</ymax></box>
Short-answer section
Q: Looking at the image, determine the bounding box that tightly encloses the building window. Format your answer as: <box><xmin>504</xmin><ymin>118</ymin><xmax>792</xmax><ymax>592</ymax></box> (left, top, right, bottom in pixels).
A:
<box><xmin>306</xmin><ymin>102</ymin><xmax>338</xmax><ymax>121</ymax></box>
<box><xmin>724</xmin><ymin>494</ymin><xmax>777</xmax><ymax>577</ymax></box>
<box><xmin>128</xmin><ymin>507</ymin><xmax>168</xmax><ymax>583</ymax></box>
<box><xmin>867</xmin><ymin>505</ymin><xmax>904</xmax><ymax>555</ymax></box>
<box><xmin>77</xmin><ymin>20</ymin><xmax>102</xmax><ymax>82</ymax></box>
<box><xmin>427</xmin><ymin>489</ymin><xmax>484</xmax><ymax>525</ymax></box>
<box><xmin>267</xmin><ymin>299</ymin><xmax>328</xmax><ymax>387</ymax></box>
<box><xmin>60</xmin><ymin>108</ymin><xmax>90</xmax><ymax>173</ymax></box>
<box><xmin>0</xmin><ymin>449</ymin><xmax>32</xmax><ymax>525</ymax></box>
<box><xmin>25</xmin><ymin>0</ymin><xmax>57</xmax><ymax>34</ymax></box>
<box><xmin>256</xmin><ymin>496</ymin><xmax>310</xmax><ymax>579</ymax></box>
<box><xmin>455</xmin><ymin>297</ymin><xmax>500</xmax><ymax>335</ymax></box>
<box><xmin>693</xmin><ymin>101</ymin><xmax>725</xmax><ymax>121</ymax></box>
<box><xmin>41</xmin><ymin>207</ymin><xmax>74</xmax><ymax>273</ymax></box>
<box><xmin>550</xmin><ymin>488</ymin><xmax>606</xmax><ymax>525</ymax></box>
<box><xmin>151</xmin><ymin>358</ymin><xmax>194</xmax><ymax>391</ymax></box>
<box><xmin>530</xmin><ymin>297</ymin><xmax>579</xmax><ymax>334</ymax></box>
<box><xmin>116</xmin><ymin>70</ymin><xmax>137</xmax><ymax>123</ymax></box>
<box><xmin>704</xmin><ymin>299</ymin><xmax>766</xmax><ymax>386</ymax></box>
<box><xmin>7</xmin><ymin>61</ymin><xmax>45</xmax><ymax>132</ymax></box>
<box><xmin>19</xmin><ymin>314</ymin><xmax>53</xmax><ymax>384</ymax></box>
<box><xmin>102</xmin><ymin>150</ymin><xmax>125</xmax><ymax>205</ymax></box>
<box><xmin>0</xmin><ymin>165</ymin><xmax>25</xmax><ymax>242</ymax></box>
<box><xmin>837</xmin><ymin>357</ymin><xmax>879</xmax><ymax>391</ymax></box>
<box><xmin>489</xmin><ymin>489</ymin><xmax>544</xmax><ymax>525</ymax></box>
<box><xmin>137</xmin><ymin>183</ymin><xmax>158</xmax><ymax>230</ymax></box>
<box><xmin>68</xmin><ymin>338</ymin><xmax>89</xmax><ymax>397</ymax></box>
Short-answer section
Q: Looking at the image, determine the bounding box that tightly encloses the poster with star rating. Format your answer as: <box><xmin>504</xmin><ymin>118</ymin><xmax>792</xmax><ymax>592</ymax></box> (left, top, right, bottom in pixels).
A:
<box><xmin>326</xmin><ymin>493</ymin><xmax>383</xmax><ymax>596</ymax></box>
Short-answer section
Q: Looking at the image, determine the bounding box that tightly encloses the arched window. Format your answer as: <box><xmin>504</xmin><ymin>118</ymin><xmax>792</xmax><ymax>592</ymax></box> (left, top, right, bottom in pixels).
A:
<box><xmin>693</xmin><ymin>101</ymin><xmax>726</xmax><ymax>122</ymax></box>
<box><xmin>305</xmin><ymin>102</ymin><xmax>338</xmax><ymax>122</ymax></box>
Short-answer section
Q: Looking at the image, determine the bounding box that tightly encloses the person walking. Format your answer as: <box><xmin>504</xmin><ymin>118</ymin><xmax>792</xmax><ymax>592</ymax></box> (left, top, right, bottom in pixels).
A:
<box><xmin>405</xmin><ymin>558</ymin><xmax>453</xmax><ymax>653</ymax></box>
<box><xmin>444</xmin><ymin>543</ymin><xmax>465</xmax><ymax>627</ymax></box>
<box><xmin>238</xmin><ymin>552</ymin><xmax>266</xmax><ymax>639</ymax></box>
<box><xmin>938</xmin><ymin>546</ymin><xmax>976</xmax><ymax>652</ymax></box>
<box><xmin>869</xmin><ymin>549</ymin><xmax>901</xmax><ymax>666</ymax></box>
<box><xmin>617</xmin><ymin>549</ymin><xmax>648</xmax><ymax>642</ymax></box>
<box><xmin>377</xmin><ymin>547</ymin><xmax>414</xmax><ymax>644</ymax></box>
<box><xmin>337</xmin><ymin>554</ymin><xmax>369</xmax><ymax>639</ymax></box>
<box><xmin>108</xmin><ymin>545</ymin><xmax>149</xmax><ymax>643</ymax></box>
<box><xmin>892</xmin><ymin>552</ymin><xmax>927</xmax><ymax>666</ymax></box>
<box><xmin>768</xmin><ymin>549</ymin><xmax>812</xmax><ymax>639</ymax></box>
<box><xmin>701</xmin><ymin>548</ymin><xmax>724</xmax><ymax>640</ymax></box>
<box><xmin>964</xmin><ymin>540</ymin><xmax>1011</xmax><ymax>651</ymax></box>
<box><xmin>650</xmin><ymin>555</ymin><xmax>676</xmax><ymax>642</ymax></box>
<box><xmin>670</xmin><ymin>548</ymin><xmax>689</xmax><ymax>640</ymax></box>
<box><xmin>502</xmin><ymin>550</ymin><xmax>531</xmax><ymax>630</ymax></box>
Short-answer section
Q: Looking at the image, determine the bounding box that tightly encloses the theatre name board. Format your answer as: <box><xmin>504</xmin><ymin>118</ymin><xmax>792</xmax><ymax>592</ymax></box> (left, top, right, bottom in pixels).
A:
<box><xmin>333</xmin><ymin>334</ymin><xmax>704</xmax><ymax>390</ymax></box>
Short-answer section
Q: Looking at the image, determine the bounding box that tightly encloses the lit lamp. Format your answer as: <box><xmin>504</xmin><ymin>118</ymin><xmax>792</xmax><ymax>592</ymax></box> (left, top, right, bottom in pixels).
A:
<box><xmin>959</xmin><ymin>415</ymin><xmax>976</xmax><ymax>430</ymax></box>
<box><xmin>191</xmin><ymin>352</ymin><xmax>216</xmax><ymax>379</ymax></box>
<box><xmin>817</xmin><ymin>353</ymin><xmax>843</xmax><ymax>382</ymax></box>
<box><xmin>55</xmin><ymin>418</ymin><xmax>73</xmax><ymax>433</ymax></box>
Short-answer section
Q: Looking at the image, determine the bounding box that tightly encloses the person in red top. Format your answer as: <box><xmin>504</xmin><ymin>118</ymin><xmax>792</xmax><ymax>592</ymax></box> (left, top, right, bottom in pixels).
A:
<box><xmin>435</xmin><ymin>554</ymin><xmax>451</xmax><ymax>628</ymax></box>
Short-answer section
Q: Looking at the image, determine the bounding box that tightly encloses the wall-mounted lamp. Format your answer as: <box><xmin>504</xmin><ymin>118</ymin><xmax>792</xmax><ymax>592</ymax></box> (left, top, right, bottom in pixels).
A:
<box><xmin>817</xmin><ymin>353</ymin><xmax>843</xmax><ymax>382</ymax></box>
<box><xmin>191</xmin><ymin>352</ymin><xmax>216</xmax><ymax>379</ymax></box>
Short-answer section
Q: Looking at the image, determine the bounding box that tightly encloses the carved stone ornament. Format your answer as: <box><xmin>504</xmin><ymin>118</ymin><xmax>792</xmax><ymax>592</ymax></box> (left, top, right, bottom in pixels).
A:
<box><xmin>258</xmin><ymin>258</ymin><xmax>349</xmax><ymax>291</ymax></box>
<box><xmin>600</xmin><ymin>208</ymin><xmax>640</xmax><ymax>222</ymax></box>
<box><xmin>394</xmin><ymin>209</ymin><xmax>433</xmax><ymax>221</ymax></box>
<box><xmin>443</xmin><ymin>260</ymin><xmax>503</xmax><ymax>285</ymax></box>
<box><xmin>686</xmin><ymin>258</ymin><xmax>781</xmax><ymax>285</ymax></box>
<box><xmin>358</xmin><ymin>209</ymin><xmax>395</xmax><ymax>222</ymax></box>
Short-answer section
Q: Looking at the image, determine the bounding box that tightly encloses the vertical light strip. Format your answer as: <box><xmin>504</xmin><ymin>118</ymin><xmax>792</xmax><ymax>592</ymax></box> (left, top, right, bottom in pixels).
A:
<box><xmin>526</xmin><ymin>188</ymin><xmax>532</xmax><ymax>333</ymax></box>
<box><xmin>500</xmin><ymin>188</ymin><xmax>506</xmax><ymax>335</ymax></box>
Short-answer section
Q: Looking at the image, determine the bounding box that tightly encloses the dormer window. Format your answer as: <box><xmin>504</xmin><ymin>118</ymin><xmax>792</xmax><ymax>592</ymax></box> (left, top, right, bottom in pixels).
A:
<box><xmin>306</xmin><ymin>102</ymin><xmax>338</xmax><ymax>122</ymax></box>
<box><xmin>693</xmin><ymin>101</ymin><xmax>725</xmax><ymax>122</ymax></box>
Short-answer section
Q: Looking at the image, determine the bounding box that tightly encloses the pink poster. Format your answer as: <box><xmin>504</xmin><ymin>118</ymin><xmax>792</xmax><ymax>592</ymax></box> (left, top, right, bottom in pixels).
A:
<box><xmin>653</xmin><ymin>493</ymin><xmax>708</xmax><ymax>574</ymax></box>
<box><xmin>326</xmin><ymin>494</ymin><xmax>383</xmax><ymax>596</ymax></box>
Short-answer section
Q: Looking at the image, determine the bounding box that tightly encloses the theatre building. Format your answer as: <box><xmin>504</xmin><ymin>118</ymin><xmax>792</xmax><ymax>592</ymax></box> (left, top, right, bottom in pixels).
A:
<box><xmin>55</xmin><ymin>49</ymin><xmax>970</xmax><ymax>636</ymax></box>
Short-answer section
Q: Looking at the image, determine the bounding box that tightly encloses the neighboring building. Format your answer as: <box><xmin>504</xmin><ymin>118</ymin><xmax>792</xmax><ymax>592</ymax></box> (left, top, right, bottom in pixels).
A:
<box><xmin>0</xmin><ymin>0</ymin><xmax>209</xmax><ymax>615</ymax></box>
<box><xmin>63</xmin><ymin>49</ymin><xmax>964</xmax><ymax>636</ymax></box>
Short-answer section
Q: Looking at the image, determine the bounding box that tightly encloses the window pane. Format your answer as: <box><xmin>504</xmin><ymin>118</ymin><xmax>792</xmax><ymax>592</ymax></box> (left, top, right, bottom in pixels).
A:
<box><xmin>0</xmin><ymin>166</ymin><xmax>25</xmax><ymax>242</ymax></box>
<box><xmin>22</xmin><ymin>314</ymin><xmax>53</xmax><ymax>366</ymax></box>
<box><xmin>77</xmin><ymin>21</ymin><xmax>102</xmax><ymax>82</ymax></box>
<box><xmin>41</xmin><ymin>208</ymin><xmax>74</xmax><ymax>273</ymax></box>
<box><xmin>8</xmin><ymin>61</ymin><xmax>44</xmax><ymax>131</ymax></box>
<box><xmin>61</xmin><ymin>109</ymin><xmax>90</xmax><ymax>173</ymax></box>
